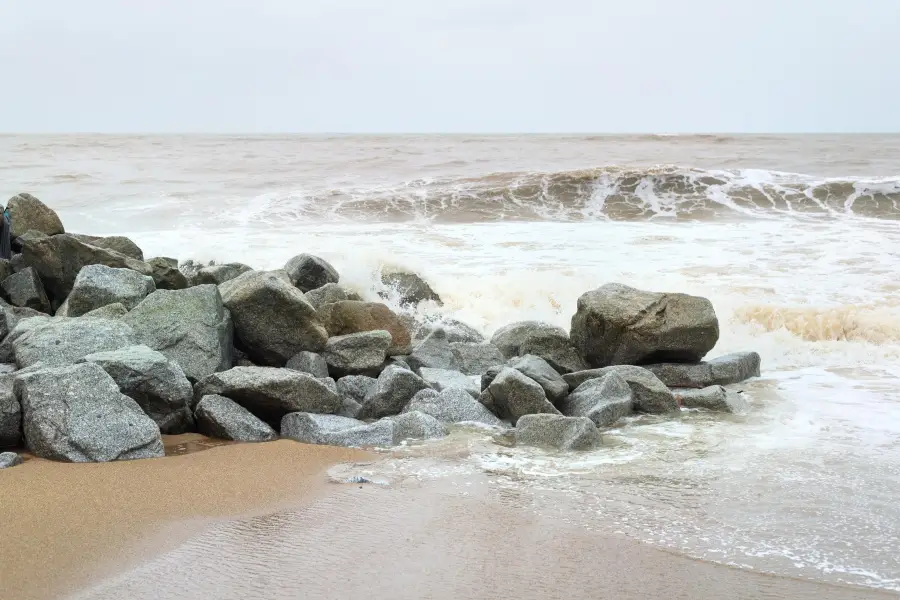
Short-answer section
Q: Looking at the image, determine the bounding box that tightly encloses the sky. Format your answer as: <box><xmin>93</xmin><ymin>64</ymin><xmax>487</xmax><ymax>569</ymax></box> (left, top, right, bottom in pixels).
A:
<box><xmin>1</xmin><ymin>0</ymin><xmax>898</xmax><ymax>133</ymax></box>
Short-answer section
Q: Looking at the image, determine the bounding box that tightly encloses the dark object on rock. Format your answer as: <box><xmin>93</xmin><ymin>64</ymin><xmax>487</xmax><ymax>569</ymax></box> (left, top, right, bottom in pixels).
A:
<box><xmin>284</xmin><ymin>253</ymin><xmax>339</xmax><ymax>293</ymax></box>
<box><xmin>323</xmin><ymin>330</ymin><xmax>392</xmax><ymax>376</ymax></box>
<box><xmin>515</xmin><ymin>414</ymin><xmax>602</xmax><ymax>451</ymax></box>
<box><xmin>318</xmin><ymin>300</ymin><xmax>411</xmax><ymax>356</ymax></box>
<box><xmin>194</xmin><ymin>263</ymin><xmax>253</xmax><ymax>286</ymax></box>
<box><xmin>71</xmin><ymin>234</ymin><xmax>144</xmax><ymax>261</ymax></box>
<box><xmin>357</xmin><ymin>365</ymin><xmax>430</xmax><ymax>420</ymax></box>
<box><xmin>12</xmin><ymin>317</ymin><xmax>138</xmax><ymax>369</ymax></box>
<box><xmin>15</xmin><ymin>362</ymin><xmax>164</xmax><ymax>462</ymax></box>
<box><xmin>570</xmin><ymin>283</ymin><xmax>719</xmax><ymax>367</ymax></box>
<box><xmin>281</xmin><ymin>413</ymin><xmax>395</xmax><ymax>448</ymax></box>
<box><xmin>559</xmin><ymin>372</ymin><xmax>633</xmax><ymax>427</ymax></box>
<box><xmin>285</xmin><ymin>351</ymin><xmax>329</xmax><ymax>378</ymax></box>
<box><xmin>146</xmin><ymin>257</ymin><xmax>188</xmax><ymax>290</ymax></box>
<box><xmin>6</xmin><ymin>193</ymin><xmax>65</xmax><ymax>238</ymax></box>
<box><xmin>1</xmin><ymin>267</ymin><xmax>51</xmax><ymax>313</ymax></box>
<box><xmin>304</xmin><ymin>283</ymin><xmax>362</xmax><ymax>310</ymax></box>
<box><xmin>0</xmin><ymin>451</ymin><xmax>23</xmax><ymax>468</ymax></box>
<box><xmin>644</xmin><ymin>352</ymin><xmax>761</xmax><ymax>389</ymax></box>
<box><xmin>487</xmin><ymin>367</ymin><xmax>560</xmax><ymax>425</ymax></box>
<box><xmin>380</xmin><ymin>271</ymin><xmax>442</xmax><ymax>306</ymax></box>
<box><xmin>194</xmin><ymin>394</ymin><xmax>277</xmax><ymax>442</ymax></box>
<box><xmin>56</xmin><ymin>264</ymin><xmax>155</xmax><ymax>317</ymax></box>
<box><xmin>673</xmin><ymin>385</ymin><xmax>749</xmax><ymax>413</ymax></box>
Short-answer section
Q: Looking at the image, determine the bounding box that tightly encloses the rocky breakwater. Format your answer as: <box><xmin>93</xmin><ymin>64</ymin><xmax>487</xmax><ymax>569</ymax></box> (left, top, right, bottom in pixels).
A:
<box><xmin>0</xmin><ymin>193</ymin><xmax>761</xmax><ymax>469</ymax></box>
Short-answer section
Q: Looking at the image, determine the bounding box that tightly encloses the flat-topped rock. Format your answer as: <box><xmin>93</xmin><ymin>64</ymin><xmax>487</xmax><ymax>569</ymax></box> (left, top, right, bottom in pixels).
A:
<box><xmin>12</xmin><ymin>317</ymin><xmax>137</xmax><ymax>368</ymax></box>
<box><xmin>281</xmin><ymin>412</ymin><xmax>394</xmax><ymax>448</ymax></box>
<box><xmin>560</xmin><ymin>372</ymin><xmax>633</xmax><ymax>427</ymax></box>
<box><xmin>515</xmin><ymin>414</ymin><xmax>602</xmax><ymax>451</ymax></box>
<box><xmin>674</xmin><ymin>385</ymin><xmax>750</xmax><ymax>414</ymax></box>
<box><xmin>645</xmin><ymin>352</ymin><xmax>761</xmax><ymax>388</ymax></box>
<box><xmin>194</xmin><ymin>394</ymin><xmax>277</xmax><ymax>442</ymax></box>
<box><xmin>57</xmin><ymin>264</ymin><xmax>155</xmax><ymax>317</ymax></box>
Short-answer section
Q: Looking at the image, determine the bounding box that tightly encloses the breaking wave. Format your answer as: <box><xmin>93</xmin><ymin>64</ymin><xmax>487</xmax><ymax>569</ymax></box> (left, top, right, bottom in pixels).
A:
<box><xmin>249</xmin><ymin>166</ymin><xmax>900</xmax><ymax>224</ymax></box>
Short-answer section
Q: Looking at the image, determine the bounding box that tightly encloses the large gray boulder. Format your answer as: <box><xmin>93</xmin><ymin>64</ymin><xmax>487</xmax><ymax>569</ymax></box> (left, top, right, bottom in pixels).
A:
<box><xmin>674</xmin><ymin>386</ymin><xmax>749</xmax><ymax>414</ymax></box>
<box><xmin>124</xmin><ymin>285</ymin><xmax>232</xmax><ymax>382</ymax></box>
<box><xmin>323</xmin><ymin>330</ymin><xmax>392</xmax><ymax>375</ymax></box>
<box><xmin>565</xmin><ymin>365</ymin><xmax>677</xmax><ymax>414</ymax></box>
<box><xmin>0</xmin><ymin>372</ymin><xmax>21</xmax><ymax>447</ymax></box>
<box><xmin>357</xmin><ymin>365</ymin><xmax>430</xmax><ymax>420</ymax></box>
<box><xmin>451</xmin><ymin>342</ymin><xmax>504</xmax><ymax>376</ymax></box>
<box><xmin>6</xmin><ymin>193</ymin><xmax>65</xmax><ymax>238</ymax></box>
<box><xmin>318</xmin><ymin>301</ymin><xmax>412</xmax><ymax>356</ymax></box>
<box><xmin>194</xmin><ymin>394</ymin><xmax>277</xmax><ymax>442</ymax></box>
<box><xmin>71</xmin><ymin>235</ymin><xmax>144</xmax><ymax>261</ymax></box>
<box><xmin>12</xmin><ymin>317</ymin><xmax>137</xmax><ymax>368</ymax></box>
<box><xmin>518</xmin><ymin>335</ymin><xmax>587</xmax><ymax>374</ymax></box>
<box><xmin>281</xmin><ymin>413</ymin><xmax>395</xmax><ymax>448</ymax></box>
<box><xmin>220</xmin><ymin>271</ymin><xmax>328</xmax><ymax>365</ymax></box>
<box><xmin>285</xmin><ymin>351</ymin><xmax>329</xmax><ymax>378</ymax></box>
<box><xmin>406</xmin><ymin>328</ymin><xmax>458</xmax><ymax>373</ymax></box>
<box><xmin>380</xmin><ymin>271</ymin><xmax>442</xmax><ymax>306</ymax></box>
<box><xmin>0</xmin><ymin>451</ymin><xmax>23</xmax><ymax>468</ymax></box>
<box><xmin>644</xmin><ymin>352</ymin><xmax>761</xmax><ymax>388</ymax></box>
<box><xmin>14</xmin><ymin>363</ymin><xmax>164</xmax><ymax>462</ymax></box>
<box><xmin>284</xmin><ymin>254</ymin><xmax>339</xmax><ymax>293</ymax></box>
<box><xmin>570</xmin><ymin>283</ymin><xmax>719</xmax><ymax>367</ymax></box>
<box><xmin>419</xmin><ymin>367</ymin><xmax>480</xmax><ymax>398</ymax></box>
<box><xmin>491</xmin><ymin>321</ymin><xmax>567</xmax><ymax>358</ymax></box>
<box><xmin>403</xmin><ymin>387</ymin><xmax>503</xmax><ymax>427</ymax></box>
<box><xmin>559</xmin><ymin>372</ymin><xmax>633</xmax><ymax>427</ymax></box>
<box><xmin>56</xmin><ymin>264</ymin><xmax>156</xmax><ymax>317</ymax></box>
<box><xmin>304</xmin><ymin>283</ymin><xmax>361</xmax><ymax>310</ymax></box>
<box><xmin>2</xmin><ymin>267</ymin><xmax>51</xmax><ymax>313</ymax></box>
<box><xmin>515</xmin><ymin>414</ymin><xmax>602</xmax><ymax>451</ymax></box>
<box><xmin>335</xmin><ymin>375</ymin><xmax>376</xmax><ymax>418</ymax></box>
<box><xmin>505</xmin><ymin>355</ymin><xmax>569</xmax><ymax>404</ymax></box>
<box><xmin>193</xmin><ymin>367</ymin><xmax>340</xmax><ymax>425</ymax></box>
<box><xmin>146</xmin><ymin>257</ymin><xmax>188</xmax><ymax>290</ymax></box>
<box><xmin>388</xmin><ymin>411</ymin><xmax>448</xmax><ymax>441</ymax></box>
<box><xmin>80</xmin><ymin>345</ymin><xmax>194</xmax><ymax>434</ymax></box>
<box><xmin>487</xmin><ymin>367</ymin><xmax>560</xmax><ymax>425</ymax></box>
<box><xmin>194</xmin><ymin>263</ymin><xmax>253</xmax><ymax>286</ymax></box>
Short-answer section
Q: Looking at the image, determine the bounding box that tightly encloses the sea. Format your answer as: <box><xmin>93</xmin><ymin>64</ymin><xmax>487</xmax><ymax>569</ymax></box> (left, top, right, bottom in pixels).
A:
<box><xmin>2</xmin><ymin>134</ymin><xmax>899</xmax><ymax>594</ymax></box>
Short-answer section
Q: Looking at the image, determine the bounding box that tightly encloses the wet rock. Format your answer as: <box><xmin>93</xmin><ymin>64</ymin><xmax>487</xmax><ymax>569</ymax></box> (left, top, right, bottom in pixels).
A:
<box><xmin>318</xmin><ymin>300</ymin><xmax>411</xmax><ymax>356</ymax></box>
<box><xmin>1</xmin><ymin>267</ymin><xmax>51</xmax><ymax>313</ymax></box>
<box><xmin>406</xmin><ymin>328</ymin><xmax>458</xmax><ymax>373</ymax></box>
<box><xmin>12</xmin><ymin>317</ymin><xmax>137</xmax><ymax>368</ymax></box>
<box><xmin>71</xmin><ymin>234</ymin><xmax>144</xmax><ymax>261</ymax></box>
<box><xmin>388</xmin><ymin>410</ymin><xmax>447</xmax><ymax>441</ymax></box>
<box><xmin>491</xmin><ymin>321</ymin><xmax>569</xmax><ymax>358</ymax></box>
<box><xmin>194</xmin><ymin>394</ymin><xmax>277</xmax><ymax>442</ymax></box>
<box><xmin>404</xmin><ymin>387</ymin><xmax>503</xmax><ymax>427</ymax></box>
<box><xmin>15</xmin><ymin>362</ymin><xmax>164</xmax><ymax>462</ymax></box>
<box><xmin>559</xmin><ymin>372</ymin><xmax>633</xmax><ymax>427</ymax></box>
<box><xmin>82</xmin><ymin>303</ymin><xmax>128</xmax><ymax>319</ymax></box>
<box><xmin>505</xmin><ymin>355</ymin><xmax>569</xmax><ymax>404</ymax></box>
<box><xmin>194</xmin><ymin>263</ymin><xmax>253</xmax><ymax>286</ymax></box>
<box><xmin>304</xmin><ymin>283</ymin><xmax>362</xmax><ymax>310</ymax></box>
<box><xmin>146</xmin><ymin>257</ymin><xmax>188</xmax><ymax>290</ymax></box>
<box><xmin>178</xmin><ymin>260</ymin><xmax>205</xmax><ymax>286</ymax></box>
<box><xmin>418</xmin><ymin>319</ymin><xmax>484</xmax><ymax>343</ymax></box>
<box><xmin>380</xmin><ymin>271</ymin><xmax>442</xmax><ymax>306</ymax></box>
<box><xmin>487</xmin><ymin>367</ymin><xmax>560</xmax><ymax>425</ymax></box>
<box><xmin>674</xmin><ymin>385</ymin><xmax>749</xmax><ymax>414</ymax></box>
<box><xmin>281</xmin><ymin>413</ymin><xmax>394</xmax><ymax>448</ymax></box>
<box><xmin>193</xmin><ymin>367</ymin><xmax>340</xmax><ymax>425</ymax></box>
<box><xmin>56</xmin><ymin>264</ymin><xmax>155</xmax><ymax>317</ymax></box>
<box><xmin>220</xmin><ymin>271</ymin><xmax>328</xmax><ymax>366</ymax></box>
<box><xmin>80</xmin><ymin>345</ymin><xmax>194</xmax><ymax>434</ymax></box>
<box><xmin>515</xmin><ymin>414</ymin><xmax>602</xmax><ymax>451</ymax></box>
<box><xmin>644</xmin><ymin>352</ymin><xmax>761</xmax><ymax>388</ymax></box>
<box><xmin>323</xmin><ymin>330</ymin><xmax>392</xmax><ymax>375</ymax></box>
<box><xmin>570</xmin><ymin>283</ymin><xmax>719</xmax><ymax>367</ymax></box>
<box><xmin>335</xmin><ymin>375</ymin><xmax>376</xmax><ymax>418</ymax></box>
<box><xmin>0</xmin><ymin>451</ymin><xmax>23</xmax><ymax>468</ymax></box>
<box><xmin>124</xmin><ymin>285</ymin><xmax>232</xmax><ymax>382</ymax></box>
<box><xmin>6</xmin><ymin>193</ymin><xmax>65</xmax><ymax>238</ymax></box>
<box><xmin>519</xmin><ymin>334</ymin><xmax>587</xmax><ymax>374</ymax></box>
<box><xmin>357</xmin><ymin>365</ymin><xmax>430</xmax><ymax>420</ymax></box>
<box><xmin>284</xmin><ymin>253</ymin><xmax>339</xmax><ymax>293</ymax></box>
<box><xmin>451</xmin><ymin>342</ymin><xmax>505</xmax><ymax>376</ymax></box>
<box><xmin>419</xmin><ymin>367</ymin><xmax>480</xmax><ymax>398</ymax></box>
<box><xmin>285</xmin><ymin>351</ymin><xmax>329</xmax><ymax>378</ymax></box>
<box><xmin>565</xmin><ymin>365</ymin><xmax>677</xmax><ymax>414</ymax></box>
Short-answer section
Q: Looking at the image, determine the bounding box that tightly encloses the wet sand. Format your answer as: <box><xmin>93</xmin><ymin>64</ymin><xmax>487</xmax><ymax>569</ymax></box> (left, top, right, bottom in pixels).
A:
<box><xmin>1</xmin><ymin>438</ymin><xmax>895</xmax><ymax>600</ymax></box>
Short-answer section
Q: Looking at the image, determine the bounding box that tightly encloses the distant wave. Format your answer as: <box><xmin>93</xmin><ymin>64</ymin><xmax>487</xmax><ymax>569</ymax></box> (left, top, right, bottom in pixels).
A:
<box><xmin>248</xmin><ymin>166</ymin><xmax>900</xmax><ymax>224</ymax></box>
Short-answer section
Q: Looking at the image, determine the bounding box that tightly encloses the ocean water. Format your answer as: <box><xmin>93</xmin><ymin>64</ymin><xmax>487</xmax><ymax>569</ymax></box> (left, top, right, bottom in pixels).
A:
<box><xmin>4</xmin><ymin>134</ymin><xmax>899</xmax><ymax>594</ymax></box>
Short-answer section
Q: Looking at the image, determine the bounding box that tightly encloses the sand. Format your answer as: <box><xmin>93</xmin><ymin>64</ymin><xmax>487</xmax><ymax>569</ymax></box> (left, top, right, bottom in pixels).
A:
<box><xmin>1</xmin><ymin>437</ymin><xmax>894</xmax><ymax>600</ymax></box>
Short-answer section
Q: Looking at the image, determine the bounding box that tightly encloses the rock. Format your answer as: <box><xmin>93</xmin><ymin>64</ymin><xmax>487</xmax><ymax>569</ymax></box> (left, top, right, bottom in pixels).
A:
<box><xmin>491</xmin><ymin>321</ymin><xmax>569</xmax><ymax>358</ymax></box>
<box><xmin>193</xmin><ymin>367</ymin><xmax>340</xmax><ymax>425</ymax></box>
<box><xmin>82</xmin><ymin>303</ymin><xmax>128</xmax><ymax>319</ymax></box>
<box><xmin>645</xmin><ymin>352</ymin><xmax>762</xmax><ymax>388</ymax></box>
<box><xmin>15</xmin><ymin>363</ymin><xmax>164</xmax><ymax>462</ymax></box>
<box><xmin>0</xmin><ymin>451</ymin><xmax>23</xmax><ymax>468</ymax></box>
<box><xmin>451</xmin><ymin>342</ymin><xmax>504</xmax><ymax>376</ymax></box>
<box><xmin>488</xmin><ymin>368</ymin><xmax>561</xmax><ymax>425</ymax></box>
<box><xmin>0</xmin><ymin>305</ymin><xmax>44</xmax><ymax>361</ymax></box>
<box><xmin>403</xmin><ymin>387</ymin><xmax>503</xmax><ymax>427</ymax></box>
<box><xmin>565</xmin><ymin>365</ymin><xmax>677</xmax><ymax>414</ymax></box>
<box><xmin>357</xmin><ymin>365</ymin><xmax>430</xmax><ymax>420</ymax></box>
<box><xmin>335</xmin><ymin>375</ymin><xmax>375</xmax><ymax>418</ymax></box>
<box><xmin>519</xmin><ymin>335</ymin><xmax>587</xmax><ymax>374</ymax></box>
<box><xmin>12</xmin><ymin>317</ymin><xmax>137</xmax><ymax>368</ymax></box>
<box><xmin>323</xmin><ymin>330</ymin><xmax>392</xmax><ymax>375</ymax></box>
<box><xmin>515</xmin><ymin>414</ymin><xmax>602</xmax><ymax>451</ymax></box>
<box><xmin>285</xmin><ymin>351</ymin><xmax>329</xmax><ymax>378</ymax></box>
<box><xmin>56</xmin><ymin>264</ymin><xmax>155</xmax><ymax>317</ymax></box>
<box><xmin>194</xmin><ymin>394</ymin><xmax>277</xmax><ymax>442</ymax></box>
<box><xmin>284</xmin><ymin>254</ymin><xmax>339</xmax><ymax>292</ymax></box>
<box><xmin>0</xmin><ymin>259</ymin><xmax>12</xmax><ymax>283</ymax></box>
<box><xmin>406</xmin><ymin>328</ymin><xmax>458</xmax><ymax>373</ymax></box>
<box><xmin>124</xmin><ymin>285</ymin><xmax>232</xmax><ymax>382</ymax></box>
<box><xmin>146</xmin><ymin>257</ymin><xmax>188</xmax><ymax>290</ymax></box>
<box><xmin>80</xmin><ymin>345</ymin><xmax>194</xmax><ymax>434</ymax></box>
<box><xmin>6</xmin><ymin>193</ymin><xmax>65</xmax><ymax>238</ymax></box>
<box><xmin>12</xmin><ymin>231</ymin><xmax>47</xmax><ymax>253</ymax></box>
<box><xmin>178</xmin><ymin>260</ymin><xmax>204</xmax><ymax>286</ymax></box>
<box><xmin>419</xmin><ymin>368</ymin><xmax>480</xmax><ymax>398</ymax></box>
<box><xmin>304</xmin><ymin>283</ymin><xmax>361</xmax><ymax>310</ymax></box>
<box><xmin>220</xmin><ymin>271</ymin><xmax>328</xmax><ymax>366</ymax></box>
<box><xmin>194</xmin><ymin>263</ymin><xmax>253</xmax><ymax>286</ymax></box>
<box><xmin>559</xmin><ymin>372</ymin><xmax>633</xmax><ymax>427</ymax></box>
<box><xmin>319</xmin><ymin>377</ymin><xmax>338</xmax><ymax>394</ymax></box>
<box><xmin>570</xmin><ymin>283</ymin><xmax>719</xmax><ymax>367</ymax></box>
<box><xmin>418</xmin><ymin>319</ymin><xmax>484</xmax><ymax>343</ymax></box>
<box><xmin>505</xmin><ymin>355</ymin><xmax>569</xmax><ymax>404</ymax></box>
<box><xmin>388</xmin><ymin>411</ymin><xmax>447</xmax><ymax>441</ymax></box>
<box><xmin>318</xmin><ymin>301</ymin><xmax>411</xmax><ymax>356</ymax></box>
<box><xmin>479</xmin><ymin>388</ymin><xmax>499</xmax><ymax>415</ymax></box>
<box><xmin>674</xmin><ymin>386</ymin><xmax>749</xmax><ymax>414</ymax></box>
<box><xmin>10</xmin><ymin>254</ymin><xmax>25</xmax><ymax>274</ymax></box>
<box><xmin>1</xmin><ymin>267</ymin><xmax>51</xmax><ymax>313</ymax></box>
<box><xmin>388</xmin><ymin>356</ymin><xmax>411</xmax><ymax>370</ymax></box>
<box><xmin>281</xmin><ymin>412</ymin><xmax>395</xmax><ymax>448</ymax></box>
<box><xmin>72</xmin><ymin>234</ymin><xmax>144</xmax><ymax>261</ymax></box>
<box><xmin>0</xmin><ymin>372</ymin><xmax>21</xmax><ymax>447</ymax></box>
<box><xmin>150</xmin><ymin>257</ymin><xmax>178</xmax><ymax>269</ymax></box>
<box><xmin>380</xmin><ymin>271</ymin><xmax>442</xmax><ymax>306</ymax></box>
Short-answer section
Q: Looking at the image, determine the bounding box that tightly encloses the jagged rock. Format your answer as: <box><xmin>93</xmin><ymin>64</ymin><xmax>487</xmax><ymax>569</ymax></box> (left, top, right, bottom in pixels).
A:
<box><xmin>0</xmin><ymin>371</ymin><xmax>21</xmax><ymax>447</ymax></box>
<box><xmin>285</xmin><ymin>351</ymin><xmax>329</xmax><ymax>378</ymax></box>
<box><xmin>491</xmin><ymin>321</ymin><xmax>568</xmax><ymax>358</ymax></box>
<box><xmin>71</xmin><ymin>234</ymin><xmax>144</xmax><ymax>261</ymax></box>
<box><xmin>284</xmin><ymin>254</ymin><xmax>339</xmax><ymax>293</ymax></box>
<box><xmin>417</xmin><ymin>319</ymin><xmax>484</xmax><ymax>343</ymax></box>
<box><xmin>515</xmin><ymin>414</ymin><xmax>602</xmax><ymax>451</ymax></box>
<box><xmin>281</xmin><ymin>413</ymin><xmax>394</xmax><ymax>448</ymax></box>
<box><xmin>451</xmin><ymin>342</ymin><xmax>504</xmax><ymax>376</ymax></box>
<box><xmin>406</xmin><ymin>328</ymin><xmax>457</xmax><ymax>372</ymax></box>
<box><xmin>194</xmin><ymin>394</ymin><xmax>277</xmax><ymax>442</ymax></box>
<box><xmin>419</xmin><ymin>367</ymin><xmax>480</xmax><ymax>398</ymax></box>
<box><xmin>12</xmin><ymin>317</ymin><xmax>137</xmax><ymax>368</ymax></box>
<box><xmin>644</xmin><ymin>352</ymin><xmax>761</xmax><ymax>388</ymax></box>
<box><xmin>318</xmin><ymin>300</ymin><xmax>411</xmax><ymax>356</ymax></box>
<box><xmin>146</xmin><ymin>257</ymin><xmax>188</xmax><ymax>290</ymax></box>
<box><xmin>380</xmin><ymin>271</ymin><xmax>442</xmax><ymax>306</ymax></box>
<box><xmin>323</xmin><ymin>330</ymin><xmax>392</xmax><ymax>375</ymax></box>
<box><xmin>564</xmin><ymin>365</ymin><xmax>677</xmax><ymax>414</ymax></box>
<box><xmin>14</xmin><ymin>362</ymin><xmax>164</xmax><ymax>462</ymax></box>
<box><xmin>518</xmin><ymin>335</ymin><xmax>587</xmax><ymax>374</ymax></box>
<box><xmin>82</xmin><ymin>303</ymin><xmax>128</xmax><ymax>319</ymax></box>
<box><xmin>56</xmin><ymin>264</ymin><xmax>155</xmax><ymax>317</ymax></box>
<box><xmin>674</xmin><ymin>386</ymin><xmax>749</xmax><ymax>414</ymax></box>
<box><xmin>12</xmin><ymin>231</ymin><xmax>48</xmax><ymax>254</ymax></box>
<box><xmin>388</xmin><ymin>411</ymin><xmax>447</xmax><ymax>441</ymax></box>
<box><xmin>570</xmin><ymin>283</ymin><xmax>719</xmax><ymax>367</ymax></box>
<box><xmin>505</xmin><ymin>355</ymin><xmax>569</xmax><ymax>404</ymax></box>
<box><xmin>559</xmin><ymin>372</ymin><xmax>633</xmax><ymax>427</ymax></box>
<box><xmin>1</xmin><ymin>267</ymin><xmax>51</xmax><ymax>313</ymax></box>
<box><xmin>80</xmin><ymin>345</ymin><xmax>194</xmax><ymax>434</ymax></box>
<box><xmin>194</xmin><ymin>263</ymin><xmax>253</xmax><ymax>286</ymax></box>
<box><xmin>335</xmin><ymin>375</ymin><xmax>375</xmax><ymax>418</ymax></box>
<box><xmin>193</xmin><ymin>367</ymin><xmax>340</xmax><ymax>425</ymax></box>
<box><xmin>220</xmin><ymin>271</ymin><xmax>327</xmax><ymax>366</ymax></box>
<box><xmin>0</xmin><ymin>452</ymin><xmax>23</xmax><ymax>468</ymax></box>
<box><xmin>487</xmin><ymin>367</ymin><xmax>560</xmax><ymax>425</ymax></box>
<box><xmin>403</xmin><ymin>387</ymin><xmax>503</xmax><ymax>427</ymax></box>
<box><xmin>6</xmin><ymin>193</ymin><xmax>65</xmax><ymax>238</ymax></box>
<box><xmin>124</xmin><ymin>285</ymin><xmax>232</xmax><ymax>382</ymax></box>
<box><xmin>304</xmin><ymin>283</ymin><xmax>362</xmax><ymax>310</ymax></box>
<box><xmin>357</xmin><ymin>365</ymin><xmax>430</xmax><ymax>420</ymax></box>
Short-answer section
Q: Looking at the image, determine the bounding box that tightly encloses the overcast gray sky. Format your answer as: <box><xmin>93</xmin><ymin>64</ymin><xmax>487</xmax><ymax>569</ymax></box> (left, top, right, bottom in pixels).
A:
<box><xmin>1</xmin><ymin>0</ymin><xmax>897</xmax><ymax>132</ymax></box>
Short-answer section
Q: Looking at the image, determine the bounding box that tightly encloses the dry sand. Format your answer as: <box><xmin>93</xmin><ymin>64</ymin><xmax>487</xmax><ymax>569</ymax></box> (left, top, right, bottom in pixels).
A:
<box><xmin>1</xmin><ymin>437</ymin><xmax>894</xmax><ymax>600</ymax></box>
